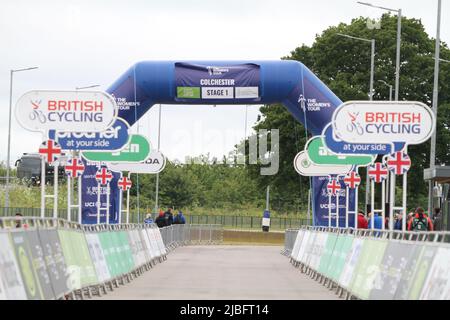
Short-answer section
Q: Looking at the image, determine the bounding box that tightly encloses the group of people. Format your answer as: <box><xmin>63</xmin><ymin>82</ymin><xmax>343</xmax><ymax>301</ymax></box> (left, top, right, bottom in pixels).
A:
<box><xmin>356</xmin><ymin>207</ymin><xmax>443</xmax><ymax>231</ymax></box>
<box><xmin>144</xmin><ymin>207</ymin><xmax>186</xmax><ymax>228</ymax></box>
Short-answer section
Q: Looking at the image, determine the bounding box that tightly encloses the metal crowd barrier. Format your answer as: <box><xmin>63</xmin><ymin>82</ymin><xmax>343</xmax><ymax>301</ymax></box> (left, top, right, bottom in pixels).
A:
<box><xmin>287</xmin><ymin>225</ymin><xmax>450</xmax><ymax>300</ymax></box>
<box><xmin>0</xmin><ymin>217</ymin><xmax>222</xmax><ymax>300</ymax></box>
<box><xmin>158</xmin><ymin>224</ymin><xmax>223</xmax><ymax>250</ymax></box>
<box><xmin>281</xmin><ymin>228</ymin><xmax>299</xmax><ymax>256</ymax></box>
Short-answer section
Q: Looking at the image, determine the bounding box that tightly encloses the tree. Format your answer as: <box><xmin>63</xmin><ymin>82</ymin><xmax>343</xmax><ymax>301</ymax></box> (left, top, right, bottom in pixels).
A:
<box><xmin>246</xmin><ymin>14</ymin><xmax>450</xmax><ymax>209</ymax></box>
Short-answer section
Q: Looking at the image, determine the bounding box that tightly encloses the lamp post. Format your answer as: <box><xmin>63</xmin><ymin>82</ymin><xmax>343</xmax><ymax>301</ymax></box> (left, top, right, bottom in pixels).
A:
<box><xmin>428</xmin><ymin>0</ymin><xmax>442</xmax><ymax>216</ymax></box>
<box><xmin>378</xmin><ymin>80</ymin><xmax>393</xmax><ymax>101</ymax></box>
<box><xmin>154</xmin><ymin>104</ymin><xmax>162</xmax><ymax>215</ymax></box>
<box><xmin>336</xmin><ymin>33</ymin><xmax>375</xmax><ymax>212</ymax></box>
<box><xmin>4</xmin><ymin>66</ymin><xmax>39</xmax><ymax>214</ymax></box>
<box><xmin>75</xmin><ymin>84</ymin><xmax>100</xmax><ymax>90</ymax></box>
<box><xmin>357</xmin><ymin>2</ymin><xmax>402</xmax><ymax>101</ymax></box>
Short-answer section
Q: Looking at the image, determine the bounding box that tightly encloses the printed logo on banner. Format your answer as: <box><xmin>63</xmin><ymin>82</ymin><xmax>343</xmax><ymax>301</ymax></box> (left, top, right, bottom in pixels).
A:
<box><xmin>48</xmin><ymin>117</ymin><xmax>131</xmax><ymax>151</ymax></box>
<box><xmin>332</xmin><ymin>101</ymin><xmax>436</xmax><ymax>145</ymax></box>
<box><xmin>108</xmin><ymin>151</ymin><xmax>166</xmax><ymax>174</ymax></box>
<box><xmin>15</xmin><ymin>90</ymin><xmax>117</xmax><ymax>133</ymax></box>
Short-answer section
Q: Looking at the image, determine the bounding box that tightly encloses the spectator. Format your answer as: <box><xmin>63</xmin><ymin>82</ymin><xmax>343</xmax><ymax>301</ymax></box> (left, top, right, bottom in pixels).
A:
<box><xmin>357</xmin><ymin>210</ymin><xmax>368</xmax><ymax>229</ymax></box>
<box><xmin>407</xmin><ymin>207</ymin><xmax>434</xmax><ymax>231</ymax></box>
<box><xmin>433</xmin><ymin>208</ymin><xmax>443</xmax><ymax>231</ymax></box>
<box><xmin>164</xmin><ymin>207</ymin><xmax>174</xmax><ymax>226</ymax></box>
<box><xmin>393</xmin><ymin>213</ymin><xmax>403</xmax><ymax>230</ymax></box>
<box><xmin>144</xmin><ymin>213</ymin><xmax>154</xmax><ymax>225</ymax></box>
<box><xmin>155</xmin><ymin>211</ymin><xmax>167</xmax><ymax>228</ymax></box>
<box><xmin>174</xmin><ymin>211</ymin><xmax>186</xmax><ymax>224</ymax></box>
<box><xmin>368</xmin><ymin>212</ymin><xmax>383</xmax><ymax>230</ymax></box>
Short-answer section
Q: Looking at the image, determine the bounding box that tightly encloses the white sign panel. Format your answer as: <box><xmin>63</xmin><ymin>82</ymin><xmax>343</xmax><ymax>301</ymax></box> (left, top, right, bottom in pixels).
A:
<box><xmin>108</xmin><ymin>151</ymin><xmax>166</xmax><ymax>174</ymax></box>
<box><xmin>15</xmin><ymin>90</ymin><xmax>117</xmax><ymax>133</ymax></box>
<box><xmin>332</xmin><ymin>101</ymin><xmax>435</xmax><ymax>145</ymax></box>
<box><xmin>201</xmin><ymin>87</ymin><xmax>233</xmax><ymax>99</ymax></box>
<box><xmin>294</xmin><ymin>151</ymin><xmax>352</xmax><ymax>176</ymax></box>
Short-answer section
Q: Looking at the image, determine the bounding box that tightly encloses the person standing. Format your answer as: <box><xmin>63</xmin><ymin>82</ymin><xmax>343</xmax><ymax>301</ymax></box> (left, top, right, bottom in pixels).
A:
<box><xmin>164</xmin><ymin>207</ymin><xmax>174</xmax><ymax>226</ymax></box>
<box><xmin>407</xmin><ymin>207</ymin><xmax>434</xmax><ymax>231</ymax></box>
<box><xmin>357</xmin><ymin>210</ymin><xmax>368</xmax><ymax>229</ymax></box>
<box><xmin>432</xmin><ymin>208</ymin><xmax>443</xmax><ymax>231</ymax></box>
<box><xmin>155</xmin><ymin>211</ymin><xmax>167</xmax><ymax>228</ymax></box>
<box><xmin>144</xmin><ymin>213</ymin><xmax>154</xmax><ymax>225</ymax></box>
<box><xmin>174</xmin><ymin>211</ymin><xmax>186</xmax><ymax>224</ymax></box>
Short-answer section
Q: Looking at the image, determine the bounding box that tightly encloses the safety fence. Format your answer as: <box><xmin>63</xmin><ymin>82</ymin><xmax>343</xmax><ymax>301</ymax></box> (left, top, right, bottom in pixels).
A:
<box><xmin>0</xmin><ymin>217</ymin><xmax>222</xmax><ymax>300</ymax></box>
<box><xmin>159</xmin><ymin>224</ymin><xmax>223</xmax><ymax>250</ymax></box>
<box><xmin>281</xmin><ymin>228</ymin><xmax>299</xmax><ymax>256</ymax></box>
<box><xmin>288</xmin><ymin>226</ymin><xmax>450</xmax><ymax>300</ymax></box>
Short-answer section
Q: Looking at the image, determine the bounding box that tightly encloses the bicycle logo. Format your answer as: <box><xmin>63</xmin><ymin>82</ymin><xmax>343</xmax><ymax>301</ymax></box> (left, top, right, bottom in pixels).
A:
<box><xmin>346</xmin><ymin>112</ymin><xmax>364</xmax><ymax>135</ymax></box>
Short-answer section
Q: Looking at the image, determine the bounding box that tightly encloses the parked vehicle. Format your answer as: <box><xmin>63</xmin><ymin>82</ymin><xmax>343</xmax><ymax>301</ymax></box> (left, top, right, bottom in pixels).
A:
<box><xmin>15</xmin><ymin>153</ymin><xmax>66</xmax><ymax>186</ymax></box>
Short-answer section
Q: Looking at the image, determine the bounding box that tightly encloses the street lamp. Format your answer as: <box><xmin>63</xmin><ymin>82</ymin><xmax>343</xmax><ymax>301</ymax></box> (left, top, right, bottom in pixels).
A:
<box><xmin>357</xmin><ymin>1</ymin><xmax>402</xmax><ymax>101</ymax></box>
<box><xmin>336</xmin><ymin>33</ymin><xmax>375</xmax><ymax>211</ymax></box>
<box><xmin>75</xmin><ymin>84</ymin><xmax>100</xmax><ymax>90</ymax></box>
<box><xmin>5</xmin><ymin>66</ymin><xmax>39</xmax><ymax>213</ymax></box>
<box><xmin>377</xmin><ymin>80</ymin><xmax>393</xmax><ymax>101</ymax></box>
<box><xmin>428</xmin><ymin>0</ymin><xmax>442</xmax><ymax>216</ymax></box>
<box><xmin>154</xmin><ymin>104</ymin><xmax>163</xmax><ymax>215</ymax></box>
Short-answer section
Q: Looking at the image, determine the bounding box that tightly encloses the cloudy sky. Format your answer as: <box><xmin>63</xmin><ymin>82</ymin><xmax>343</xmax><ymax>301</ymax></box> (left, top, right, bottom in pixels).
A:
<box><xmin>0</xmin><ymin>0</ymin><xmax>447</xmax><ymax>165</ymax></box>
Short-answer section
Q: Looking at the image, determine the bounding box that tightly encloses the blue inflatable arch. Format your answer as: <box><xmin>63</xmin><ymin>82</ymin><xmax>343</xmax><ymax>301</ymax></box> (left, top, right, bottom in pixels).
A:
<box><xmin>106</xmin><ymin>60</ymin><xmax>349</xmax><ymax>227</ymax></box>
<box><xmin>106</xmin><ymin>60</ymin><xmax>342</xmax><ymax>135</ymax></box>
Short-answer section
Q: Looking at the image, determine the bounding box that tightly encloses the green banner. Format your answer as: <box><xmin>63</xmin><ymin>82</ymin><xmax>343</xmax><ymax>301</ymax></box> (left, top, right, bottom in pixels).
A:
<box><xmin>306</xmin><ymin>136</ymin><xmax>375</xmax><ymax>166</ymax></box>
<box><xmin>318</xmin><ymin>234</ymin><xmax>338</xmax><ymax>275</ymax></box>
<box><xmin>326</xmin><ymin>235</ymin><xmax>354</xmax><ymax>281</ymax></box>
<box><xmin>82</xmin><ymin>134</ymin><xmax>151</xmax><ymax>163</ymax></box>
<box><xmin>349</xmin><ymin>239</ymin><xmax>388</xmax><ymax>299</ymax></box>
<box><xmin>177</xmin><ymin>87</ymin><xmax>201</xmax><ymax>99</ymax></box>
<box><xmin>407</xmin><ymin>245</ymin><xmax>437</xmax><ymax>300</ymax></box>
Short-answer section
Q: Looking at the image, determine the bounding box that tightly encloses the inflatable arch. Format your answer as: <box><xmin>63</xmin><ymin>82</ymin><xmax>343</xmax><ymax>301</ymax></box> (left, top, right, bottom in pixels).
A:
<box><xmin>103</xmin><ymin>60</ymin><xmax>351</xmax><ymax>226</ymax></box>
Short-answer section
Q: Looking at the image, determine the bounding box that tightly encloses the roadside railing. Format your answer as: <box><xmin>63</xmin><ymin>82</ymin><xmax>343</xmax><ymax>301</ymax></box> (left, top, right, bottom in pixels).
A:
<box><xmin>159</xmin><ymin>224</ymin><xmax>223</xmax><ymax>250</ymax></box>
<box><xmin>281</xmin><ymin>228</ymin><xmax>299</xmax><ymax>256</ymax></box>
<box><xmin>287</xmin><ymin>225</ymin><xmax>450</xmax><ymax>300</ymax></box>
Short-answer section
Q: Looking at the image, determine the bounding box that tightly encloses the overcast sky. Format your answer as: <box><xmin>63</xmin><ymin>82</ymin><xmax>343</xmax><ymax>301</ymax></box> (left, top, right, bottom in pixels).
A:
<box><xmin>0</xmin><ymin>0</ymin><xmax>447</xmax><ymax>165</ymax></box>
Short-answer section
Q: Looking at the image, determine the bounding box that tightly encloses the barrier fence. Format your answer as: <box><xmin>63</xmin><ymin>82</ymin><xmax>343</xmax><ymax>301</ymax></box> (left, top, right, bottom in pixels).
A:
<box><xmin>0</xmin><ymin>217</ymin><xmax>222</xmax><ymax>300</ymax></box>
<box><xmin>1</xmin><ymin>207</ymin><xmax>310</xmax><ymax>230</ymax></box>
<box><xmin>282</xmin><ymin>228</ymin><xmax>299</xmax><ymax>256</ymax></box>
<box><xmin>288</xmin><ymin>226</ymin><xmax>450</xmax><ymax>300</ymax></box>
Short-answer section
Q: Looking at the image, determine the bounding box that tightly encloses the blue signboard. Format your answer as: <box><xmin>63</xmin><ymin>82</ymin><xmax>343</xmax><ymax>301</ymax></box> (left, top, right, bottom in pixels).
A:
<box><xmin>81</xmin><ymin>159</ymin><xmax>120</xmax><ymax>224</ymax></box>
<box><xmin>323</xmin><ymin>124</ymin><xmax>392</xmax><ymax>155</ymax></box>
<box><xmin>48</xmin><ymin>117</ymin><xmax>130</xmax><ymax>151</ymax></box>
<box><xmin>174</xmin><ymin>62</ymin><xmax>261</xmax><ymax>103</ymax></box>
<box><xmin>312</xmin><ymin>176</ymin><xmax>356</xmax><ymax>227</ymax></box>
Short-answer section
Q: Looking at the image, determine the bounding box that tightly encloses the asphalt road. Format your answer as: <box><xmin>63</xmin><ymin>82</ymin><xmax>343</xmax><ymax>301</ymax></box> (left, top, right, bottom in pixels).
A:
<box><xmin>96</xmin><ymin>245</ymin><xmax>340</xmax><ymax>300</ymax></box>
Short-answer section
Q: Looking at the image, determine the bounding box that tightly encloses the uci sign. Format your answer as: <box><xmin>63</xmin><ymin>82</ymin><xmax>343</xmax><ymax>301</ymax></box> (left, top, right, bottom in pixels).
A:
<box><xmin>332</xmin><ymin>101</ymin><xmax>435</xmax><ymax>145</ymax></box>
<box><xmin>15</xmin><ymin>90</ymin><xmax>117</xmax><ymax>133</ymax></box>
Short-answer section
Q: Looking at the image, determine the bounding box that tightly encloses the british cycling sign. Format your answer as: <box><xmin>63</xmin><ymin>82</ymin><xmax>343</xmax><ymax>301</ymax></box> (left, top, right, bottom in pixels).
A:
<box><xmin>332</xmin><ymin>101</ymin><xmax>435</xmax><ymax>145</ymax></box>
<box><xmin>15</xmin><ymin>90</ymin><xmax>117</xmax><ymax>133</ymax></box>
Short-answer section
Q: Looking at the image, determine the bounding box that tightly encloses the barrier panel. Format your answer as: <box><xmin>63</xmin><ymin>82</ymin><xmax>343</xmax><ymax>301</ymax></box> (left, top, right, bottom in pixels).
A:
<box><xmin>0</xmin><ymin>218</ymin><xmax>222</xmax><ymax>300</ymax></box>
<box><xmin>287</xmin><ymin>226</ymin><xmax>450</xmax><ymax>300</ymax></box>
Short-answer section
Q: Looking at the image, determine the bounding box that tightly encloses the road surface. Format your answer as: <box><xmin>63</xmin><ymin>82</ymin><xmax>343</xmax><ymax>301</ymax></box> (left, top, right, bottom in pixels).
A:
<box><xmin>96</xmin><ymin>245</ymin><xmax>340</xmax><ymax>300</ymax></box>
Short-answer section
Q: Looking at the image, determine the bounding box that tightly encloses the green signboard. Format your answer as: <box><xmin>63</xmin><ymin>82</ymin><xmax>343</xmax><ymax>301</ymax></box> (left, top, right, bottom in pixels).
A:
<box><xmin>306</xmin><ymin>136</ymin><xmax>375</xmax><ymax>166</ymax></box>
<box><xmin>82</xmin><ymin>134</ymin><xmax>151</xmax><ymax>163</ymax></box>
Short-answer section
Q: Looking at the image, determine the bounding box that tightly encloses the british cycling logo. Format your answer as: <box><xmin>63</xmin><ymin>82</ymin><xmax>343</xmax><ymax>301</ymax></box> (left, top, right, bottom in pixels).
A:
<box><xmin>206</xmin><ymin>66</ymin><xmax>229</xmax><ymax>76</ymax></box>
<box><xmin>29</xmin><ymin>99</ymin><xmax>47</xmax><ymax>124</ymax></box>
<box><xmin>346</xmin><ymin>111</ymin><xmax>364</xmax><ymax>135</ymax></box>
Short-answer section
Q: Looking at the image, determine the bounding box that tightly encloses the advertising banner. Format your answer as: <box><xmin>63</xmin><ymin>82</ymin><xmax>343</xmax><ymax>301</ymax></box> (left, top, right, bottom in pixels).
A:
<box><xmin>312</xmin><ymin>176</ymin><xmax>356</xmax><ymax>227</ymax></box>
<box><xmin>332</xmin><ymin>101</ymin><xmax>435</xmax><ymax>145</ymax></box>
<box><xmin>317</xmin><ymin>234</ymin><xmax>338</xmax><ymax>275</ymax></box>
<box><xmin>339</xmin><ymin>238</ymin><xmax>364</xmax><ymax>289</ymax></box>
<box><xmin>152</xmin><ymin>227</ymin><xmax>167</xmax><ymax>256</ymax></box>
<box><xmin>108</xmin><ymin>151</ymin><xmax>166</xmax><ymax>174</ymax></box>
<box><xmin>419</xmin><ymin>247</ymin><xmax>450</xmax><ymax>300</ymax></box>
<box><xmin>10</xmin><ymin>231</ymin><xmax>43</xmax><ymax>300</ymax></box>
<box><xmin>407</xmin><ymin>245</ymin><xmax>437</xmax><ymax>300</ymax></box>
<box><xmin>294</xmin><ymin>151</ymin><xmax>352</xmax><ymax>176</ymax></box>
<box><xmin>369</xmin><ymin>242</ymin><xmax>415</xmax><ymax>300</ymax></box>
<box><xmin>38</xmin><ymin>229</ymin><xmax>69</xmax><ymax>298</ymax></box>
<box><xmin>26</xmin><ymin>230</ymin><xmax>55</xmax><ymax>299</ymax></box>
<box><xmin>85</xmin><ymin>233</ymin><xmax>111</xmax><ymax>283</ymax></box>
<box><xmin>0</xmin><ymin>233</ymin><xmax>27</xmax><ymax>300</ymax></box>
<box><xmin>175</xmin><ymin>62</ymin><xmax>260</xmax><ymax>102</ymax></box>
<box><xmin>139</xmin><ymin>229</ymin><xmax>155</xmax><ymax>261</ymax></box>
<box><xmin>290</xmin><ymin>229</ymin><xmax>305</xmax><ymax>262</ymax></box>
<box><xmin>349</xmin><ymin>239</ymin><xmax>388</xmax><ymax>299</ymax></box>
<box><xmin>98</xmin><ymin>232</ymin><xmax>120</xmax><ymax>277</ymax></box>
<box><xmin>82</xmin><ymin>134</ymin><xmax>151</xmax><ymax>163</ymax></box>
<box><xmin>81</xmin><ymin>160</ymin><xmax>120</xmax><ymax>224</ymax></box>
<box><xmin>309</xmin><ymin>232</ymin><xmax>328</xmax><ymax>270</ymax></box>
<box><xmin>48</xmin><ymin>117</ymin><xmax>130</xmax><ymax>151</ymax></box>
<box><xmin>302</xmin><ymin>231</ymin><xmax>318</xmax><ymax>268</ymax></box>
<box><xmin>393</xmin><ymin>244</ymin><xmax>425</xmax><ymax>300</ymax></box>
<box><xmin>15</xmin><ymin>90</ymin><xmax>117</xmax><ymax>133</ymax></box>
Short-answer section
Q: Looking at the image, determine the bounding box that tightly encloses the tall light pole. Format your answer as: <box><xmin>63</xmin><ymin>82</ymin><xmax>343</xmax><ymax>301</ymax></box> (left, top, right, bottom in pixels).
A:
<box><xmin>357</xmin><ymin>2</ymin><xmax>402</xmax><ymax>101</ymax></box>
<box><xmin>154</xmin><ymin>104</ymin><xmax>162</xmax><ymax>215</ymax></box>
<box><xmin>4</xmin><ymin>66</ymin><xmax>39</xmax><ymax>214</ymax></box>
<box><xmin>75</xmin><ymin>84</ymin><xmax>100</xmax><ymax>90</ymax></box>
<box><xmin>428</xmin><ymin>0</ymin><xmax>442</xmax><ymax>216</ymax></box>
<box><xmin>336</xmin><ymin>33</ymin><xmax>375</xmax><ymax>212</ymax></box>
<box><xmin>378</xmin><ymin>80</ymin><xmax>393</xmax><ymax>101</ymax></box>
